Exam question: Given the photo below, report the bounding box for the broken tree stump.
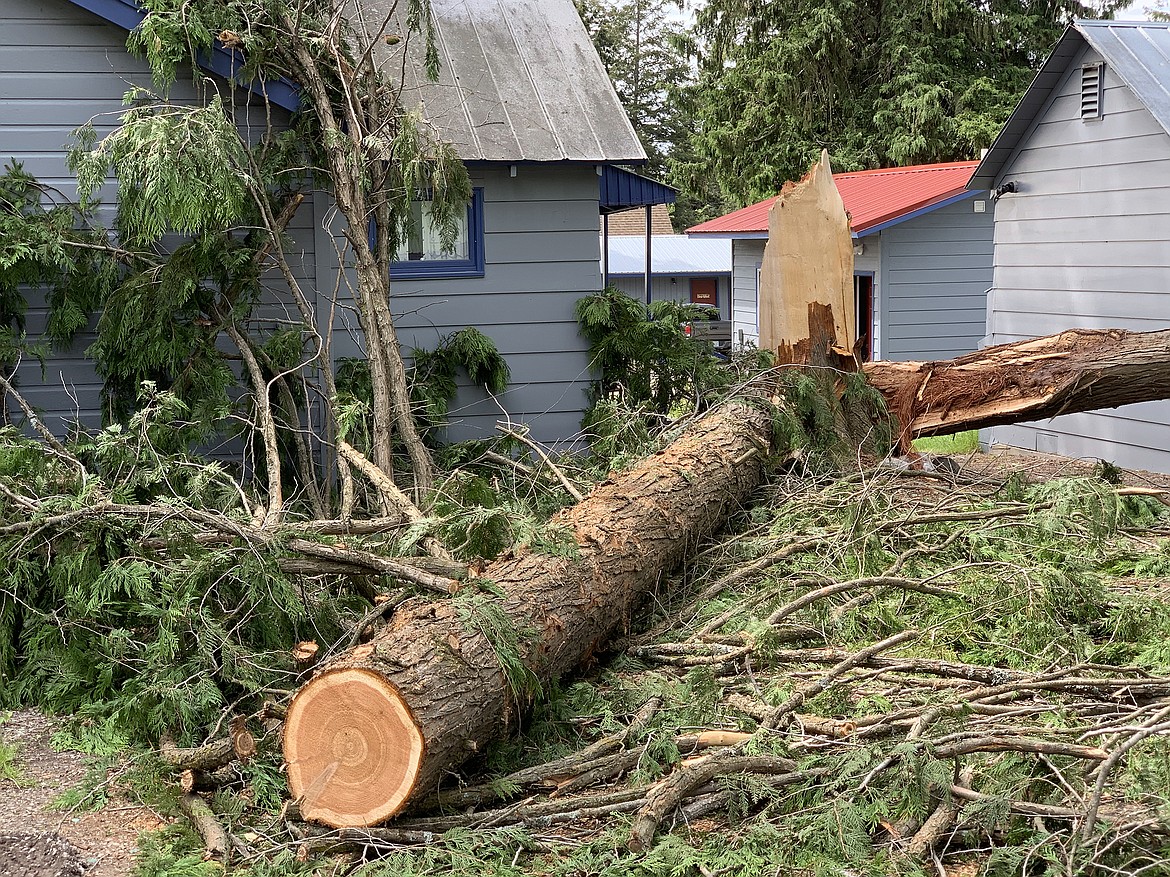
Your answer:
[284,391,780,827]
[864,328,1170,450]
[759,149,856,366]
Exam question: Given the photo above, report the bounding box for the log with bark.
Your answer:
[282,152,1170,834]
[283,390,780,827]
[865,327,1170,450]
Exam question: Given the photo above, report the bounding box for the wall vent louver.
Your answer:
[1081,63,1103,120]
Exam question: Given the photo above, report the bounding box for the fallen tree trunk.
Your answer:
[284,154,1170,831]
[283,391,779,827]
[864,327,1170,449]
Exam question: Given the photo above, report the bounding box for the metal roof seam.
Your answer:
[435,3,488,160]
[497,1,569,159]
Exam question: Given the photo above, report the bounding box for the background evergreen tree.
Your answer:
[575,0,713,226]
[678,0,1128,208]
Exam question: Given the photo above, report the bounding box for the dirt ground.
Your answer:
[2,444,1168,875]
[0,710,167,876]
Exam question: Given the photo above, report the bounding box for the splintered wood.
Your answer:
[759,150,856,366]
[863,328,1170,451]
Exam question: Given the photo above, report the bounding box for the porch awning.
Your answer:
[599,166,677,214]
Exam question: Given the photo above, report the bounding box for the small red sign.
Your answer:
[690,278,718,307]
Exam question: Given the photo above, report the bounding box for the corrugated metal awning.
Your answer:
[600,166,677,214]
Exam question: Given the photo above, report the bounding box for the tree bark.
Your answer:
[864,328,1170,450]
[283,390,779,827]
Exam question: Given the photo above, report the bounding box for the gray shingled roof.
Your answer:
[370,0,647,163]
[971,20,1170,188]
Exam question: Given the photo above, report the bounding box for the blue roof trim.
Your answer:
[854,190,981,238]
[607,270,731,278]
[63,0,300,111]
[600,166,676,214]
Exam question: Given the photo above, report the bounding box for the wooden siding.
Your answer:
[985,44,1170,471]
[320,165,604,448]
[3,0,602,450]
[3,0,159,433]
[878,197,993,361]
[731,239,765,348]
[1,0,317,438]
[727,198,991,363]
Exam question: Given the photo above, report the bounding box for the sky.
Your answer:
[1119,2,1156,19]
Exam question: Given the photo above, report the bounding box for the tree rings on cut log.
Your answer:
[284,668,424,827]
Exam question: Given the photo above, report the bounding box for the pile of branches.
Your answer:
[0,380,591,746]
[248,463,1170,876]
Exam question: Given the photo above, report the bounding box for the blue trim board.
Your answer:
[383,189,486,281]
[854,190,981,238]
[608,271,731,279]
[63,0,300,111]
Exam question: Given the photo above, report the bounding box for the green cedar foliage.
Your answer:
[575,287,749,459]
[337,326,511,450]
[0,401,359,745]
[0,162,119,374]
[683,0,1128,207]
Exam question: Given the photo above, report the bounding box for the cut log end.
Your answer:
[284,668,425,827]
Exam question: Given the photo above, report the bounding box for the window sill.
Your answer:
[389,261,485,280]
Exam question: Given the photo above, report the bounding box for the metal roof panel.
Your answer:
[383,0,646,163]
[687,161,980,236]
[606,235,732,275]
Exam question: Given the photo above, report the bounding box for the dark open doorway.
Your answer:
[854,273,874,361]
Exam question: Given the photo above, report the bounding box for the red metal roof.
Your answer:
[686,160,981,236]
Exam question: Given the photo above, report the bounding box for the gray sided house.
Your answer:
[687,162,994,362]
[971,20,1170,472]
[1,0,649,446]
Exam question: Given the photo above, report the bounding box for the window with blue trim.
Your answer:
[388,188,485,280]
